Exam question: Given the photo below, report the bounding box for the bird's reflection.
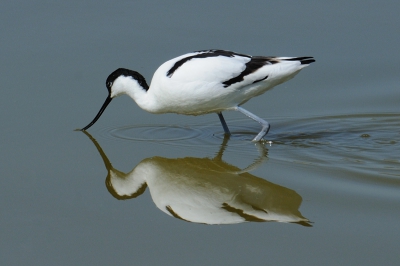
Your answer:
[83,132,311,226]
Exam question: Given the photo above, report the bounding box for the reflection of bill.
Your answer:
[83,131,311,226]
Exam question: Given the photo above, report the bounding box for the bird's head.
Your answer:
[80,68,148,131]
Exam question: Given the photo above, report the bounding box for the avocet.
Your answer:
[81,49,314,141]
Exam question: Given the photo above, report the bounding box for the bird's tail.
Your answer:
[281,56,315,65]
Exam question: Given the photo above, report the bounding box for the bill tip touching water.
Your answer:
[80,49,315,141]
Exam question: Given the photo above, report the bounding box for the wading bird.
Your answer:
[80,49,314,141]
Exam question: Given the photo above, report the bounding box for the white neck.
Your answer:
[110,76,154,112]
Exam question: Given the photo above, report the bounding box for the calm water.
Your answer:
[1,1,400,265]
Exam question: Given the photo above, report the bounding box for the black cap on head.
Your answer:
[106,68,149,92]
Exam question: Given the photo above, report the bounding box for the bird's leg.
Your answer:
[217,112,231,135]
[235,106,270,142]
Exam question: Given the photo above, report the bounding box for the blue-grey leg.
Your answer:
[217,112,231,135]
[235,106,270,142]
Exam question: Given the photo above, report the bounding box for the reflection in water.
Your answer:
[83,132,310,226]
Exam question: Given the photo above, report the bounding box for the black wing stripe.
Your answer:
[252,75,269,84]
[166,206,190,222]
[166,49,250,77]
[222,57,277,88]
[221,203,266,222]
[299,58,316,65]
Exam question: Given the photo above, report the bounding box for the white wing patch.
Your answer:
[169,55,249,83]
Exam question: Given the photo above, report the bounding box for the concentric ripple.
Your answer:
[109,124,204,142]
[101,122,269,148]
[97,114,399,177]
[269,113,400,182]
[92,113,399,185]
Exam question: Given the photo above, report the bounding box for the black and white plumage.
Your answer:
[81,49,315,141]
